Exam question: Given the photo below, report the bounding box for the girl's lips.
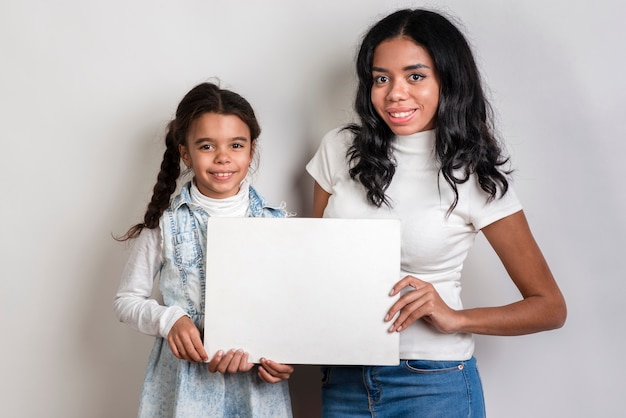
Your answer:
[212,172,234,179]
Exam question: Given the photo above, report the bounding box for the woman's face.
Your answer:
[370,36,440,136]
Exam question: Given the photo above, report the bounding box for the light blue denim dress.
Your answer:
[137,182,292,418]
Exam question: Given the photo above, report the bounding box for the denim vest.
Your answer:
[138,183,292,418]
[159,182,287,328]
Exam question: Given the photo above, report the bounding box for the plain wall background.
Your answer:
[1,0,624,416]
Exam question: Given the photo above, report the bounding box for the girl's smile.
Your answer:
[179,112,254,199]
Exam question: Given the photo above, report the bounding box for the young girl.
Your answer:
[113,82,293,418]
[306,9,567,417]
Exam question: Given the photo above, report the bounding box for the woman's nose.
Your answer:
[387,80,408,101]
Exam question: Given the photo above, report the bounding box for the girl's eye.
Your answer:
[200,144,214,150]
[409,73,425,82]
[232,143,244,149]
[373,75,388,84]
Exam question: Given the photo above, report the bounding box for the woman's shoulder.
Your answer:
[460,175,523,229]
[314,126,354,161]
[321,126,354,146]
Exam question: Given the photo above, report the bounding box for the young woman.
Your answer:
[306,9,566,417]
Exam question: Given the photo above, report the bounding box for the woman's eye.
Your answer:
[373,75,388,84]
[409,73,425,82]
[232,143,244,149]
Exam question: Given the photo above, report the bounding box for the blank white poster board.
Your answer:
[204,217,401,365]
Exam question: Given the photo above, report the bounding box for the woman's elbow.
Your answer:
[546,295,567,330]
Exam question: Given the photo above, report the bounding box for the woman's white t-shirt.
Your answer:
[306,128,522,360]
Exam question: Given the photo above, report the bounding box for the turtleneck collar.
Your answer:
[392,129,436,155]
[189,177,251,217]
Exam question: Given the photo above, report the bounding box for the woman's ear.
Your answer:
[179,144,191,169]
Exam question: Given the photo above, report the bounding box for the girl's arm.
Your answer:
[113,227,210,362]
[112,227,188,338]
[386,210,567,335]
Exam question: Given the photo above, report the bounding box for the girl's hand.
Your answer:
[258,358,294,383]
[168,316,209,363]
[208,349,255,374]
[385,276,460,334]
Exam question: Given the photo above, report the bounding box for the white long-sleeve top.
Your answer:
[113,179,251,338]
[113,227,185,338]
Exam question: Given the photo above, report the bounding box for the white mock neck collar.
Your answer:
[392,129,436,154]
[189,178,250,217]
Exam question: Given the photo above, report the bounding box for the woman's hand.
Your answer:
[167,316,209,362]
[386,212,567,337]
[258,358,294,383]
[208,349,254,374]
[385,276,460,333]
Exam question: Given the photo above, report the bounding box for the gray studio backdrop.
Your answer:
[1,0,623,417]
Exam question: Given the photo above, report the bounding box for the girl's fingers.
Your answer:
[226,350,246,373]
[258,366,280,383]
[261,359,294,375]
[209,349,254,374]
[169,335,188,360]
[169,340,182,359]
[167,316,207,362]
[216,349,236,373]
[258,358,293,382]
[207,350,224,372]
[190,333,208,362]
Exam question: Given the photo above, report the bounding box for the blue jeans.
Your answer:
[321,357,485,418]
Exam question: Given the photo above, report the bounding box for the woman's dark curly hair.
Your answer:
[117,82,260,241]
[346,8,511,211]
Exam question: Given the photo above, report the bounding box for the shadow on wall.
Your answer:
[291,57,357,218]
[80,117,168,417]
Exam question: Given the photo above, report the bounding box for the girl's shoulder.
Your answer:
[248,185,289,218]
[167,182,193,212]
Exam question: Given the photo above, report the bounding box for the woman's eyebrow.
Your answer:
[372,63,430,72]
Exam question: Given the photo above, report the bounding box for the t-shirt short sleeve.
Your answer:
[468,181,523,230]
[306,128,351,193]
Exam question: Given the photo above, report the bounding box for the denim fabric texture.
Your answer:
[138,182,292,418]
[321,357,485,418]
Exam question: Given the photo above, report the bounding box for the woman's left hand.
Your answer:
[258,358,294,383]
[385,275,460,333]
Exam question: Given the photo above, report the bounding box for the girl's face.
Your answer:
[179,112,254,199]
[370,36,440,136]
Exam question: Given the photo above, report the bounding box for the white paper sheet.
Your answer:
[204,217,400,365]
